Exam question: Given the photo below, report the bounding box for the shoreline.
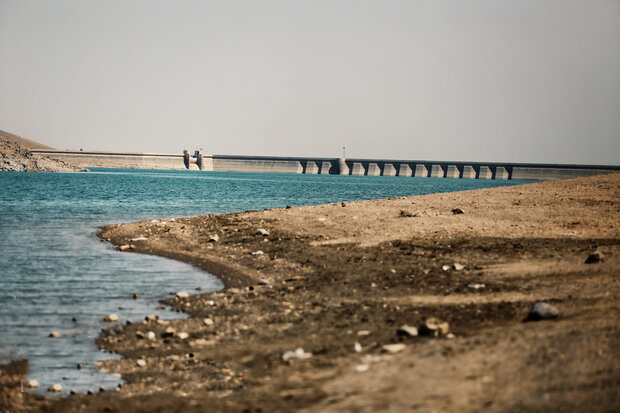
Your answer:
[4,173,619,412]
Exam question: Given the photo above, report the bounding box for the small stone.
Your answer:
[133,293,139,299]
[446,333,455,339]
[119,244,130,251]
[70,390,77,395]
[317,217,327,222]
[228,288,240,294]
[203,318,214,326]
[208,234,219,242]
[355,364,369,372]
[257,279,270,286]
[176,291,190,299]
[357,330,371,336]
[354,342,362,353]
[77,363,83,370]
[87,389,94,395]
[382,343,406,353]
[452,208,465,215]
[72,317,78,322]
[135,331,146,339]
[103,313,119,322]
[585,252,604,264]
[162,327,176,338]
[526,302,559,321]
[136,359,147,367]
[442,265,450,271]
[251,250,264,256]
[178,332,189,340]
[26,380,38,388]
[419,317,450,336]
[396,325,419,337]
[49,331,61,338]
[155,305,165,310]
[254,228,270,237]
[99,387,105,393]
[48,383,62,392]
[453,263,465,271]
[146,331,156,340]
[282,347,312,361]
[468,283,486,290]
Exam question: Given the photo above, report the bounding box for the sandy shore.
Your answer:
[4,173,619,412]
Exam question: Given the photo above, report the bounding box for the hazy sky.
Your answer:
[1,0,619,164]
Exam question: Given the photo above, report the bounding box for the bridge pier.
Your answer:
[430,164,444,178]
[414,164,428,177]
[383,163,397,176]
[305,161,319,174]
[367,163,381,176]
[446,165,459,179]
[398,163,412,177]
[351,162,365,176]
[338,158,349,175]
[462,166,476,179]
[478,166,492,179]
[495,166,509,180]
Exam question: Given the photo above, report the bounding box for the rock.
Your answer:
[176,291,190,299]
[99,387,105,393]
[49,331,61,338]
[257,279,270,286]
[71,317,78,322]
[419,317,450,336]
[136,359,147,367]
[526,302,559,321]
[155,305,165,310]
[254,228,270,237]
[146,331,156,340]
[354,342,362,353]
[357,330,371,336]
[355,364,369,372]
[70,390,77,395]
[135,331,146,339]
[77,363,83,370]
[228,288,240,294]
[48,383,63,392]
[26,379,38,388]
[282,347,313,361]
[145,314,158,322]
[87,389,94,395]
[468,283,486,290]
[162,327,176,338]
[103,313,119,322]
[442,265,450,271]
[208,234,219,242]
[178,332,189,340]
[452,208,465,215]
[317,217,327,222]
[251,250,264,256]
[453,263,465,271]
[133,293,139,299]
[382,343,406,353]
[203,318,214,326]
[119,244,130,251]
[585,251,604,264]
[396,325,419,337]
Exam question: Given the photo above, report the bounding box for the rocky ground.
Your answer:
[3,173,619,412]
[0,131,87,172]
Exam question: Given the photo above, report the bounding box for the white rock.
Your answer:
[208,234,219,242]
[317,217,327,222]
[49,331,61,338]
[178,332,189,340]
[282,347,313,361]
[382,343,406,353]
[48,383,63,392]
[251,250,264,256]
[354,342,362,353]
[254,228,270,236]
[468,283,486,290]
[442,265,450,271]
[355,364,369,372]
[26,379,39,388]
[206,300,215,306]
[136,359,147,367]
[130,237,147,242]
[453,263,465,271]
[146,331,156,340]
[203,318,214,326]
[357,330,371,336]
[104,313,119,322]
[176,291,190,299]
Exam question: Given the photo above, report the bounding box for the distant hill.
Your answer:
[0,130,56,150]
[0,130,87,172]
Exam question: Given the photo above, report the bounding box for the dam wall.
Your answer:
[32,150,620,181]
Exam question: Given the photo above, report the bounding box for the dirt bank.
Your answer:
[6,173,620,412]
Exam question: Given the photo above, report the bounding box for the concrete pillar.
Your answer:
[305,161,319,174]
[446,165,459,179]
[194,150,203,170]
[414,164,429,177]
[495,166,509,180]
[478,166,492,179]
[462,165,476,179]
[367,163,381,176]
[398,163,412,177]
[383,163,397,176]
[338,158,349,175]
[430,164,444,178]
[351,162,365,176]
[296,162,304,174]
[183,150,190,169]
[319,161,332,175]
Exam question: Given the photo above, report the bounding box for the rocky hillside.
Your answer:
[0,130,88,172]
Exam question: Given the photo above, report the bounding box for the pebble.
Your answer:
[48,383,62,392]
[354,342,362,353]
[119,244,130,251]
[442,265,450,271]
[208,234,219,242]
[396,325,419,337]
[136,359,147,367]
[49,331,61,338]
[145,314,158,322]
[162,327,176,338]
[251,250,264,256]
[254,228,270,237]
[26,380,38,388]
[257,279,270,286]
[355,364,369,372]
[135,331,146,339]
[77,363,83,370]
[133,293,139,299]
[526,302,559,321]
[146,331,156,340]
[468,283,486,290]
[282,347,313,361]
[317,217,327,222]
[382,343,406,353]
[585,252,604,264]
[176,291,190,299]
[419,317,450,336]
[72,317,78,322]
[203,318,214,326]
[178,332,189,340]
[103,313,119,322]
[453,263,465,271]
[452,208,465,214]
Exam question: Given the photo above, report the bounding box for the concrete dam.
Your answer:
[31,149,620,181]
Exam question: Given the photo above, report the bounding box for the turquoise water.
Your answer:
[0,169,531,395]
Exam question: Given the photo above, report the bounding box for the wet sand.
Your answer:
[4,172,619,412]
